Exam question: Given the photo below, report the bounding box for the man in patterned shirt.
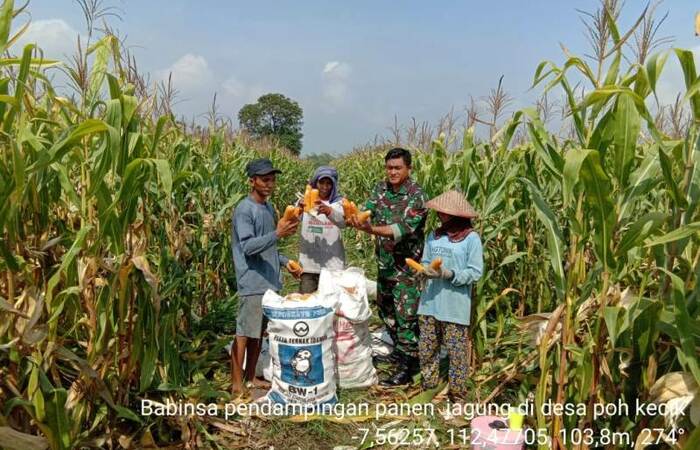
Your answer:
[347,147,428,385]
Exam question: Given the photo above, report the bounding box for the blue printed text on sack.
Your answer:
[263,306,334,320]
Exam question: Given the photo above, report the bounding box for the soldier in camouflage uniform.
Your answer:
[348,147,427,385]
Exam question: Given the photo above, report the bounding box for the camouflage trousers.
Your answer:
[418,315,470,399]
[377,276,421,358]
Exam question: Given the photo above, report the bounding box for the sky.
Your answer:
[12,0,700,155]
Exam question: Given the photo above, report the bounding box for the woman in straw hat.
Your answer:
[417,189,483,401]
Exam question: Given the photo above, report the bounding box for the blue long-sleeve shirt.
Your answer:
[417,231,483,325]
[231,195,289,296]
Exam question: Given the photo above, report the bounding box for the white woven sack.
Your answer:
[334,316,378,388]
[262,290,338,407]
[318,267,371,322]
[318,268,377,388]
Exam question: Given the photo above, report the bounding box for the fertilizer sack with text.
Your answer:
[262,290,338,408]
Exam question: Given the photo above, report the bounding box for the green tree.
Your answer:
[304,152,335,168]
[238,93,304,154]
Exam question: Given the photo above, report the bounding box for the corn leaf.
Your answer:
[658,146,687,208]
[645,222,700,247]
[661,269,700,385]
[611,93,640,187]
[645,51,669,101]
[521,177,565,299]
[45,225,92,308]
[617,212,667,255]
[0,0,13,53]
[44,388,71,450]
[675,48,700,121]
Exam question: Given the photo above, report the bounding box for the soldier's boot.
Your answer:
[381,355,419,386]
[372,349,402,365]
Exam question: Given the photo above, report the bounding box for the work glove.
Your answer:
[423,266,453,280]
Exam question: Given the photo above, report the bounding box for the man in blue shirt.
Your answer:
[231,158,302,395]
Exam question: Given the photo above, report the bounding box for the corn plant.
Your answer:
[0,1,312,447]
[336,7,699,446]
[1,0,698,448]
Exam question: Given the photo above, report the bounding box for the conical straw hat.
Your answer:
[425,190,478,218]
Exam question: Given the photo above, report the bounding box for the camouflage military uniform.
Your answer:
[365,179,427,358]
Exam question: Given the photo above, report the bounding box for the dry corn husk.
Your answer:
[649,371,700,427]
[0,427,48,450]
[618,286,635,309]
[618,348,633,377]
[519,310,562,346]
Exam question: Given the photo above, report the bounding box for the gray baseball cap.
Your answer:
[245,158,282,177]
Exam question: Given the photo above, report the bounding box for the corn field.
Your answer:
[1,0,699,449]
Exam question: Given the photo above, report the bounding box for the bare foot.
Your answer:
[251,377,270,389]
[230,388,251,404]
[231,382,245,396]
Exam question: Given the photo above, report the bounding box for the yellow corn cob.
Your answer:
[303,185,311,212]
[405,258,425,272]
[356,210,371,223]
[342,198,353,217]
[283,205,301,221]
[342,198,359,217]
[307,189,319,212]
[303,185,319,212]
